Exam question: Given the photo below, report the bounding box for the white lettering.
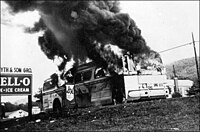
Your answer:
[7,77,14,86]
[23,68,32,73]
[23,77,30,86]
[14,68,22,73]
[14,88,29,92]
[14,77,21,86]
[0,77,7,86]
[5,88,13,92]
[0,77,22,86]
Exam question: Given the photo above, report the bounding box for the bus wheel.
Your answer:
[53,100,62,116]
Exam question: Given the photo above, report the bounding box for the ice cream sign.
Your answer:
[0,67,32,95]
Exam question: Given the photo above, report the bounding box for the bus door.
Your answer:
[91,67,113,106]
[74,69,92,107]
[42,79,56,111]
[74,67,113,107]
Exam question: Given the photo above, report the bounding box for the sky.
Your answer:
[120,1,199,63]
[1,1,199,104]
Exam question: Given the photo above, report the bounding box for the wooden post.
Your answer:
[0,92,1,116]
[0,91,1,105]
[173,65,177,77]
[0,73,1,105]
[192,32,200,82]
[28,95,32,120]
[40,89,43,111]
[173,65,179,93]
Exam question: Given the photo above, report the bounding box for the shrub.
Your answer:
[172,92,182,98]
[187,85,200,96]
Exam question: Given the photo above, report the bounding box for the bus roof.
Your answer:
[76,62,102,72]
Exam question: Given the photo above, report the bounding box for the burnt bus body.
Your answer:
[42,62,125,113]
[42,59,169,113]
[73,62,115,107]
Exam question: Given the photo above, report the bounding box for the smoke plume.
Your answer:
[5,0,161,73]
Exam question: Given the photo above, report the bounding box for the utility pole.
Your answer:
[192,32,200,82]
[173,65,179,93]
[173,65,177,77]
[0,74,1,105]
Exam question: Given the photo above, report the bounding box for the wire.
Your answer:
[159,41,199,53]
[159,42,192,53]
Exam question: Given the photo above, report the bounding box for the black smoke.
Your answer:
[5,0,160,73]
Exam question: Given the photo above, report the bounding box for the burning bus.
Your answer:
[4,1,169,114]
[42,62,121,113]
[42,55,169,113]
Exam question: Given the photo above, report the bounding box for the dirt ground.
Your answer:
[3,96,200,131]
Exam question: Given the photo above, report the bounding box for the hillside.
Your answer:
[2,96,199,131]
[165,57,200,87]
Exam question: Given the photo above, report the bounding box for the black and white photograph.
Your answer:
[0,1,199,131]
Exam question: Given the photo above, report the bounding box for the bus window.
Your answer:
[65,70,74,83]
[154,83,158,87]
[75,73,82,83]
[83,70,92,81]
[148,86,153,89]
[142,83,147,88]
[50,73,58,85]
[43,79,55,91]
[75,70,92,83]
[95,67,106,79]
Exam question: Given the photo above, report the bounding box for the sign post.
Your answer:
[28,95,32,119]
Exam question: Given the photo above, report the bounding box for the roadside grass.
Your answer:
[7,95,200,131]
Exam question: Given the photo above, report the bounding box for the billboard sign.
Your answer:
[0,67,32,95]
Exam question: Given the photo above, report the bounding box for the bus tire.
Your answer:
[53,99,62,116]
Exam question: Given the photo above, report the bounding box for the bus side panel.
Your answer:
[149,88,169,98]
[138,75,168,98]
[74,77,113,107]
[138,75,167,84]
[90,78,113,106]
[43,94,51,111]
[74,83,91,108]
[43,93,54,112]
[124,75,168,101]
[124,75,140,100]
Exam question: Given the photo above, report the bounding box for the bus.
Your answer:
[42,57,169,113]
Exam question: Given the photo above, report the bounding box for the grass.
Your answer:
[5,95,200,131]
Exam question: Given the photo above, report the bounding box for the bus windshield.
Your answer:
[43,79,55,91]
